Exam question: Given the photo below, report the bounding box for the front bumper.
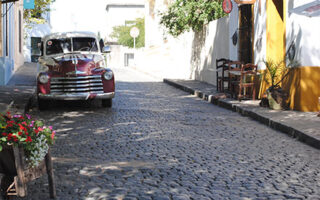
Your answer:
[38,92,115,100]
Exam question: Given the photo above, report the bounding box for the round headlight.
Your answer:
[39,74,49,84]
[103,71,113,80]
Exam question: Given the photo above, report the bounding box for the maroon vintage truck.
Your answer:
[37,32,115,110]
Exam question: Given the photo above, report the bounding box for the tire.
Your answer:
[102,99,112,108]
[38,99,49,110]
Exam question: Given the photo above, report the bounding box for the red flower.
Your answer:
[18,132,22,136]
[2,133,7,136]
[14,138,18,142]
[18,124,25,130]
[26,136,32,142]
[51,131,55,140]
[6,112,11,118]
[7,134,12,141]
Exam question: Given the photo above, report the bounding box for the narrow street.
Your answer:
[19,67,320,200]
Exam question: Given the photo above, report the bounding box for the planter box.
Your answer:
[0,146,56,198]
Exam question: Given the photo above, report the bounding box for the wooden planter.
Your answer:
[0,146,56,199]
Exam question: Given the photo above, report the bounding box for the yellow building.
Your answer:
[232,0,320,112]
[266,0,320,112]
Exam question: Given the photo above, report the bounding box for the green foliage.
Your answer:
[110,18,145,48]
[159,0,226,37]
[263,56,299,90]
[24,0,55,25]
[263,59,286,89]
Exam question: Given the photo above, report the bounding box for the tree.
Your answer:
[24,0,55,25]
[110,18,145,48]
[159,0,226,37]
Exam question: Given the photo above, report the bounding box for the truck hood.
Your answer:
[40,54,105,76]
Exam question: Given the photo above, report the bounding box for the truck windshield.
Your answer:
[72,37,98,52]
[46,37,98,55]
[46,38,71,55]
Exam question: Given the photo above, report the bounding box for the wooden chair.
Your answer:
[230,63,258,101]
[216,58,231,92]
[227,61,243,93]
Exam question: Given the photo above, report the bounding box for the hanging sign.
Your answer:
[234,0,256,4]
[223,0,233,14]
[24,0,35,9]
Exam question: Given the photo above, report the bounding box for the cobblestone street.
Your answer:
[15,67,320,200]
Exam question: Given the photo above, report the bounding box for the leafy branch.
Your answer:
[159,0,226,37]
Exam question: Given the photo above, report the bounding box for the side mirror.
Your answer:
[102,46,111,53]
[99,39,105,50]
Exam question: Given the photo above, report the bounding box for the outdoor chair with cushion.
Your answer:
[227,61,243,93]
[230,63,258,101]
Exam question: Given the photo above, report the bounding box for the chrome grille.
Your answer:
[50,75,104,94]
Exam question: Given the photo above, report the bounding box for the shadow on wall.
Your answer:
[190,17,229,85]
[190,26,207,80]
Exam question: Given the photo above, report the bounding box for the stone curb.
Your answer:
[0,101,14,114]
[163,78,320,150]
[1,89,36,115]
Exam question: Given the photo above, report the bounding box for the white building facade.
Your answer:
[0,0,24,85]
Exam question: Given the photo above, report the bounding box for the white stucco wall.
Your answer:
[286,0,320,67]
[24,9,51,62]
[253,0,267,70]
[192,17,230,85]
[135,0,232,84]
[228,1,239,62]
[14,0,24,70]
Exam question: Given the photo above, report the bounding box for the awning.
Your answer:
[289,0,320,17]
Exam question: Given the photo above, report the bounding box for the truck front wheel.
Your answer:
[38,99,49,110]
[102,99,112,108]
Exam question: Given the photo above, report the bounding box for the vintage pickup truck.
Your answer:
[37,32,115,110]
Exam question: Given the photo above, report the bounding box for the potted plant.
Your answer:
[262,59,294,110]
[0,112,56,198]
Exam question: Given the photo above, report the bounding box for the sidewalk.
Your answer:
[164,79,320,150]
[0,62,37,114]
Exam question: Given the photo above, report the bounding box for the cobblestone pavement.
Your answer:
[12,67,320,200]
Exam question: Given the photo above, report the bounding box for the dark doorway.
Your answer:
[238,4,253,64]
[31,37,41,62]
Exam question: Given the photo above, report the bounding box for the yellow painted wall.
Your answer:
[282,67,320,112]
[259,0,286,98]
[266,0,286,62]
